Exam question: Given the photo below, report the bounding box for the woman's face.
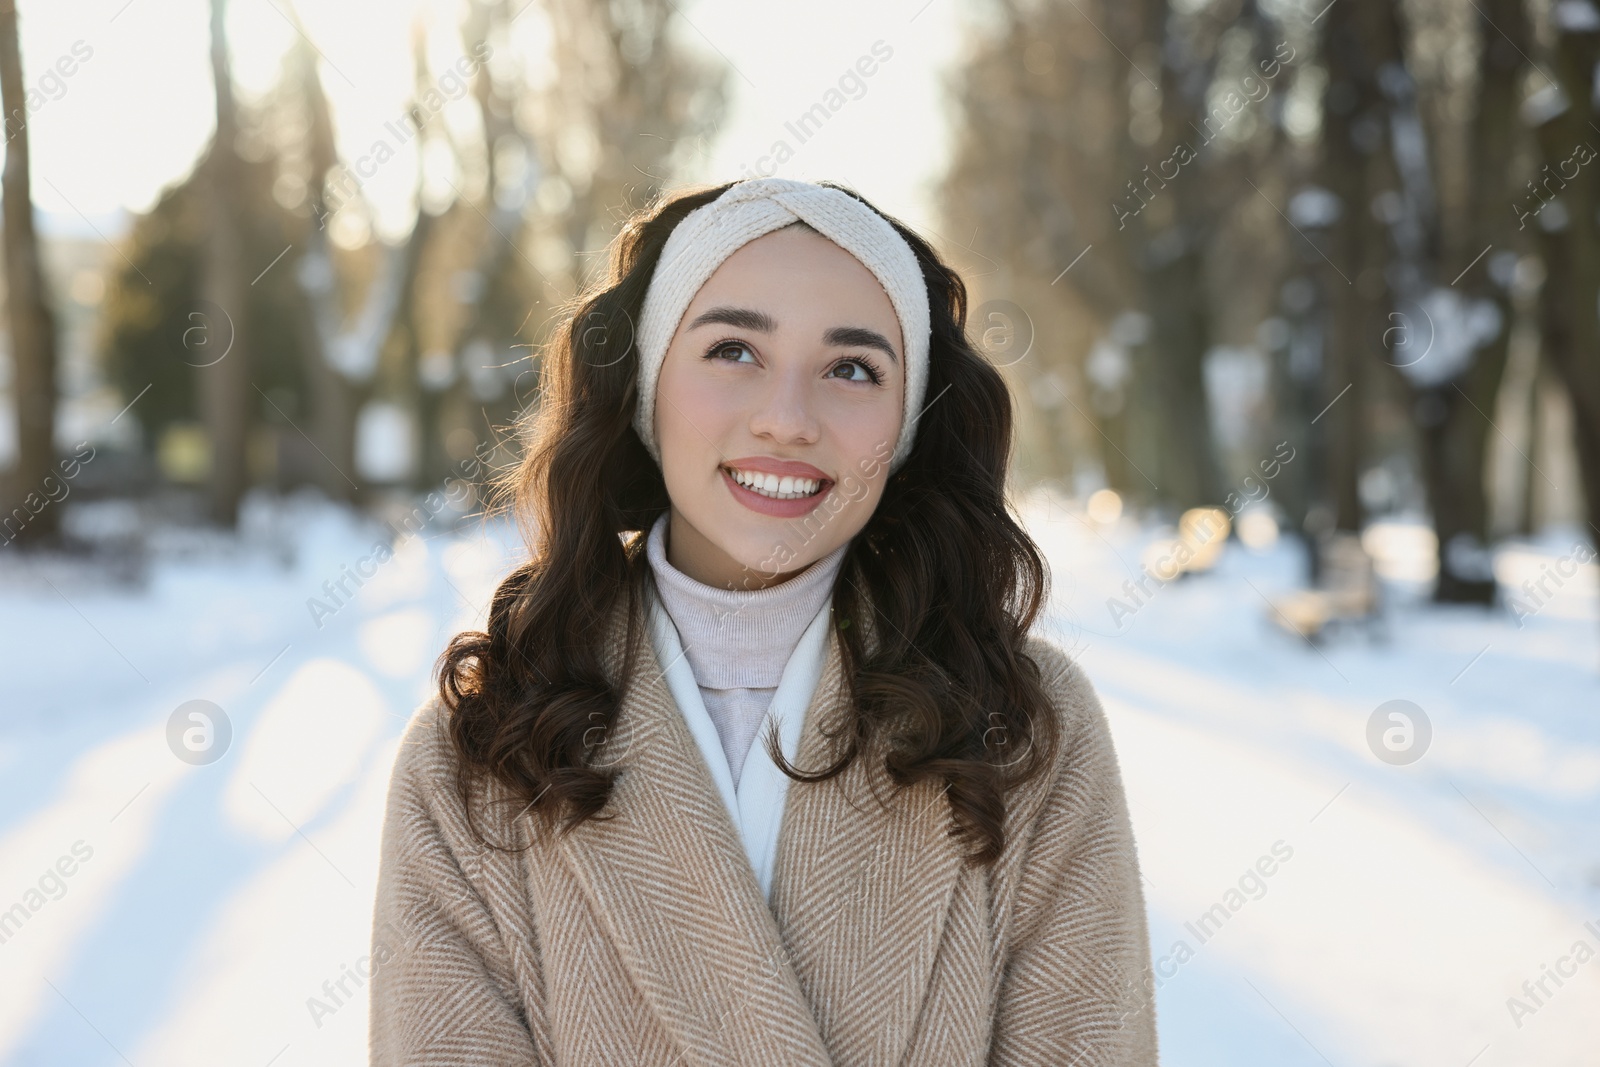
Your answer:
[652,223,905,590]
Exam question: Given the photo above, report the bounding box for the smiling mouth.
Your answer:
[720,465,831,500]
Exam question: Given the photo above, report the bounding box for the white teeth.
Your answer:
[727,467,823,500]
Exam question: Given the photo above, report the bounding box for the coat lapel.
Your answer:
[768,615,969,1067]
[550,591,967,1067]
[549,595,833,1066]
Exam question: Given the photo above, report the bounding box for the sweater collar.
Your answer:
[643,511,848,690]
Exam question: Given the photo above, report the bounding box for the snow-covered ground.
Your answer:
[0,488,1595,1066]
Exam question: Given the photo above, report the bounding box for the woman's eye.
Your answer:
[708,341,756,364]
[831,358,883,384]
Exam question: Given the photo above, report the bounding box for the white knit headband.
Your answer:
[632,177,931,474]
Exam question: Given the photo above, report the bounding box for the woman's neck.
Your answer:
[662,507,822,590]
[644,511,848,689]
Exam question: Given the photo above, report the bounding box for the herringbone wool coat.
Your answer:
[368,598,1159,1065]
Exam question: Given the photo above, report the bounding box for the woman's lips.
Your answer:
[720,466,833,518]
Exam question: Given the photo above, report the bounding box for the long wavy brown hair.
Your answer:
[437,179,1060,867]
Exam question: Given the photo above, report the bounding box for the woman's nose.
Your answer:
[747,364,821,445]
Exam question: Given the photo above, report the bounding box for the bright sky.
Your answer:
[19,0,963,242]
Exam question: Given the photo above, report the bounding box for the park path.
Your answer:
[1,492,1595,1065]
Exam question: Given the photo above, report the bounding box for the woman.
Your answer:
[368,177,1159,1065]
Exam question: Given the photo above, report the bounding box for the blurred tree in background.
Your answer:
[92,0,724,519]
[1532,2,1600,601]
[0,0,60,546]
[2,0,1597,636]
[941,0,1592,611]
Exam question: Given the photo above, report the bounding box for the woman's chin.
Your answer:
[702,530,812,585]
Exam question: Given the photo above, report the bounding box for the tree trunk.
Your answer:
[1128,0,1221,513]
[289,24,447,500]
[0,0,60,547]
[1513,355,1543,537]
[1318,0,1402,536]
[1423,0,1525,602]
[1530,20,1600,573]
[287,32,359,504]
[200,0,251,526]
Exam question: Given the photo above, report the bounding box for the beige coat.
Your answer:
[368,601,1160,1065]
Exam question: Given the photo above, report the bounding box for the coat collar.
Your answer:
[544,588,968,1066]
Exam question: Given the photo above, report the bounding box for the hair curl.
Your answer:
[437,179,1059,867]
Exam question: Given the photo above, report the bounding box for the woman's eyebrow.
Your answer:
[686,306,899,364]
[824,326,899,363]
[686,305,776,333]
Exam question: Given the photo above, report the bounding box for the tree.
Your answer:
[532,0,728,292]
[1314,0,1394,539]
[940,0,1291,512]
[0,0,60,546]
[199,0,253,526]
[938,0,1156,498]
[281,25,432,504]
[1420,0,1528,603]
[98,151,308,486]
[1528,7,1600,584]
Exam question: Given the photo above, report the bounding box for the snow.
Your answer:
[1288,185,1342,228]
[1026,489,1599,1065]
[354,401,416,484]
[1554,0,1600,33]
[1389,286,1503,390]
[0,488,1595,1065]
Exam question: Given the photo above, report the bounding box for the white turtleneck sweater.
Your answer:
[643,511,848,788]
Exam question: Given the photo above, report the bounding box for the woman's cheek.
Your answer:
[839,472,871,503]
